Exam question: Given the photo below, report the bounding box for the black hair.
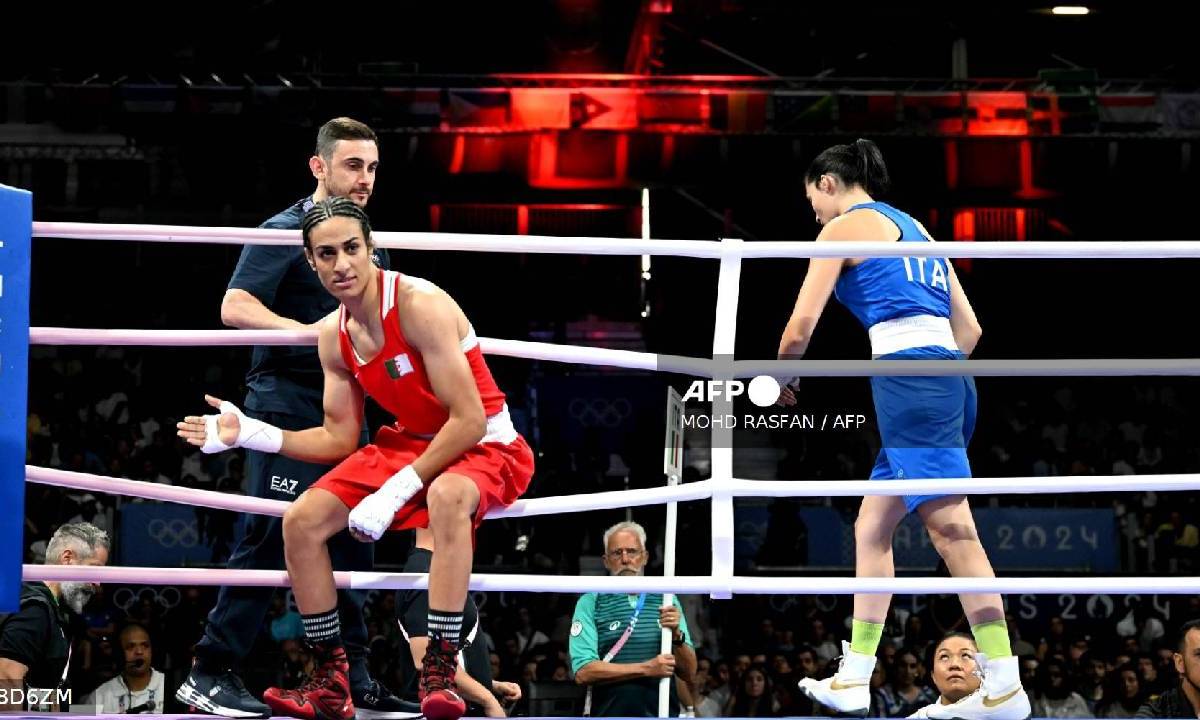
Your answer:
[927,632,978,668]
[315,117,378,161]
[1178,618,1200,652]
[805,137,891,197]
[118,621,150,644]
[301,196,373,252]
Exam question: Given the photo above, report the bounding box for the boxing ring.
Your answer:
[4,182,1200,719]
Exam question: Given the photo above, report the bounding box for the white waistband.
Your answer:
[408,403,517,445]
[867,315,959,357]
[481,404,519,444]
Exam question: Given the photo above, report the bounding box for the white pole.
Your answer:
[659,389,685,717]
[658,473,679,717]
[642,187,652,317]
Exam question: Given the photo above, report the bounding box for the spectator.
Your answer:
[1007,614,1037,658]
[267,592,304,644]
[696,660,731,717]
[724,664,777,717]
[1139,652,1171,696]
[1077,652,1109,711]
[1096,663,1145,718]
[1033,657,1093,718]
[570,521,697,717]
[876,648,937,717]
[1020,656,1039,694]
[1135,619,1200,718]
[1119,600,1167,654]
[909,634,982,717]
[82,623,168,713]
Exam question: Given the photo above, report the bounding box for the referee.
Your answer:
[175,117,414,719]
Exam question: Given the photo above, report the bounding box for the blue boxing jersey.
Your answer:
[833,201,952,330]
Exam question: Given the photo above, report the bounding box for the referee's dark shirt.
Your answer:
[227,196,389,422]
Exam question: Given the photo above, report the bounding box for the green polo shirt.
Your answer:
[569,593,692,717]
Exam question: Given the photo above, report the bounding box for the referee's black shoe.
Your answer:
[353,678,424,720]
[176,660,272,718]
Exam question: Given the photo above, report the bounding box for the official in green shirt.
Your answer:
[569,521,697,717]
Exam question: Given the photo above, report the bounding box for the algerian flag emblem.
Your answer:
[384,353,414,379]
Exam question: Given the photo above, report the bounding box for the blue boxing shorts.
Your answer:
[868,346,977,513]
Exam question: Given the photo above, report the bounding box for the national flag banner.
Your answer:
[637,91,707,126]
[710,91,768,132]
[447,89,511,128]
[771,92,835,130]
[120,85,177,114]
[384,353,413,379]
[383,88,443,127]
[572,89,638,129]
[510,88,572,130]
[837,92,900,132]
[965,91,1028,136]
[902,92,965,133]
[1097,94,1160,129]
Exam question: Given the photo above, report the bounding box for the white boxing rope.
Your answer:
[23,564,1200,595]
[32,222,725,258]
[486,482,714,518]
[30,328,1200,378]
[26,327,712,377]
[733,358,1200,377]
[25,465,714,520]
[26,466,292,516]
[30,327,320,347]
[32,221,1200,259]
[738,240,1200,259]
[726,474,1200,497]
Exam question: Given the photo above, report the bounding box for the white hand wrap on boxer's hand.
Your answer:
[201,401,284,455]
[348,465,424,541]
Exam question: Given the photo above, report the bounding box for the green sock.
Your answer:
[850,619,885,656]
[971,620,1013,659]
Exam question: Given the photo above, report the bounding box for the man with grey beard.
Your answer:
[0,522,110,711]
[569,521,697,717]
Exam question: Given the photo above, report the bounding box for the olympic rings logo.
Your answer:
[567,398,632,428]
[113,586,181,611]
[147,519,199,548]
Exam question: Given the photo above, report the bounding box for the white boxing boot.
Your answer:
[798,641,875,715]
[926,654,1031,720]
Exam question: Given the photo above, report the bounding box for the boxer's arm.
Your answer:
[279,315,365,463]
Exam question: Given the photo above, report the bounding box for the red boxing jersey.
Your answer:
[338,270,509,437]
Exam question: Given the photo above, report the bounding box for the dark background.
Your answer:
[7,2,1200,716]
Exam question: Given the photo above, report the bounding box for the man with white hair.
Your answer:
[569,521,697,717]
[0,522,110,711]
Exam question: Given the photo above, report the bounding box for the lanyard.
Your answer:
[602,593,647,662]
[585,593,648,716]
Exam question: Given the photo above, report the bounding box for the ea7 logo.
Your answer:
[270,476,298,495]
[681,380,746,403]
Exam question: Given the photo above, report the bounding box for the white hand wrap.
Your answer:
[348,465,424,541]
[200,401,284,455]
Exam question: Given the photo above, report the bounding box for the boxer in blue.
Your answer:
[776,138,1029,720]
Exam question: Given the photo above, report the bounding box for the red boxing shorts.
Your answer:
[312,424,534,532]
